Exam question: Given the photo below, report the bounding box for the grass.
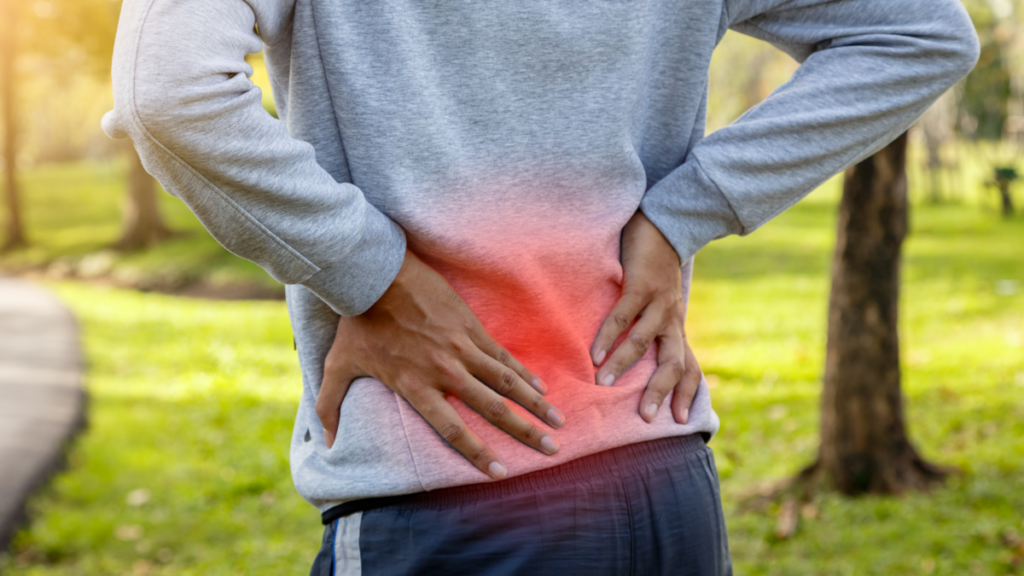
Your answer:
[0,287,318,575]
[1,165,1023,575]
[0,161,282,294]
[692,181,1024,575]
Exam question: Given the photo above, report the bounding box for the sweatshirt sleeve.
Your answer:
[101,0,407,316]
[639,0,980,263]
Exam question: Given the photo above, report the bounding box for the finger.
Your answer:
[469,328,549,396]
[590,290,648,366]
[315,356,356,448]
[638,330,686,423]
[453,372,561,456]
[466,351,566,429]
[408,387,509,480]
[671,339,703,425]
[595,305,663,387]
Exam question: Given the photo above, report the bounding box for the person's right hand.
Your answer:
[316,249,566,480]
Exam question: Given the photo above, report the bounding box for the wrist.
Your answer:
[367,249,419,314]
[624,210,683,269]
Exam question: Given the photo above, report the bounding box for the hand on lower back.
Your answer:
[316,249,565,480]
[590,210,703,424]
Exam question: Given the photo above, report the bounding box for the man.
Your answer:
[104,0,978,573]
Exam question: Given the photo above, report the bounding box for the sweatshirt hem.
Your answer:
[319,432,709,524]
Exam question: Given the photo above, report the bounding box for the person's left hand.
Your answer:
[590,210,703,424]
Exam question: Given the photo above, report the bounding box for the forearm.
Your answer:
[103,0,407,315]
[640,0,979,263]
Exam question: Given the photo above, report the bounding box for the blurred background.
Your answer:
[0,0,1021,574]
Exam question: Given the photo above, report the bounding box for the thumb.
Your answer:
[315,354,356,448]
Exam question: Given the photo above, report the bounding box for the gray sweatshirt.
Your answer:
[103,0,978,513]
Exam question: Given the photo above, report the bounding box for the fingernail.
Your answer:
[594,349,606,365]
[323,428,335,448]
[681,408,689,424]
[540,435,559,455]
[531,378,548,395]
[546,407,565,428]
[644,403,658,422]
[602,373,615,386]
[488,461,508,480]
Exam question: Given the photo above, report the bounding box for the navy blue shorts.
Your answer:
[310,434,732,576]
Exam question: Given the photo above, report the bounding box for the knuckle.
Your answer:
[444,287,464,308]
[612,314,631,331]
[443,378,467,396]
[323,356,344,377]
[476,333,495,349]
[652,385,670,403]
[496,347,511,366]
[431,357,461,384]
[496,369,517,395]
[669,307,685,324]
[470,446,491,465]
[624,286,647,299]
[530,396,546,414]
[418,400,445,421]
[521,424,540,442]
[449,336,469,355]
[686,365,703,381]
[630,332,652,354]
[450,334,477,356]
[485,399,510,422]
[667,358,685,379]
[314,399,334,423]
[440,423,465,445]
[632,284,655,298]
[402,383,431,406]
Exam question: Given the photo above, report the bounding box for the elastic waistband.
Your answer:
[321,433,707,525]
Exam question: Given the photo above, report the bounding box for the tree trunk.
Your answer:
[815,132,948,495]
[1,0,27,252]
[111,141,174,251]
[996,179,1015,217]
[925,138,942,204]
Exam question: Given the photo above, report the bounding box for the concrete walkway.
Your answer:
[0,278,84,551]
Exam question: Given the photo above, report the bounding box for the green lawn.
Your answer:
[693,186,1024,575]
[0,161,281,294]
[2,168,1023,575]
[0,136,1015,296]
[0,287,318,575]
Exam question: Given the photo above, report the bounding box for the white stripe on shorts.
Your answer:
[333,512,362,576]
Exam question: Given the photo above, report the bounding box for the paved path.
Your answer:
[0,278,84,551]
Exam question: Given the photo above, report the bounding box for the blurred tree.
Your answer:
[961,28,1011,140]
[812,133,950,495]
[767,134,951,540]
[113,138,175,250]
[706,31,797,133]
[28,0,174,249]
[959,0,1020,215]
[918,88,960,203]
[1,0,28,251]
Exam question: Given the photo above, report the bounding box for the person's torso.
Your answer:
[268,0,725,508]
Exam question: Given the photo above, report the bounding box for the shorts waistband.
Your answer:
[321,433,707,525]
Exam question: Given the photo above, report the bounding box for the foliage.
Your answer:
[707,31,797,132]
[960,8,1014,140]
[2,179,1023,574]
[23,0,121,76]
[0,161,281,293]
[958,0,1023,141]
